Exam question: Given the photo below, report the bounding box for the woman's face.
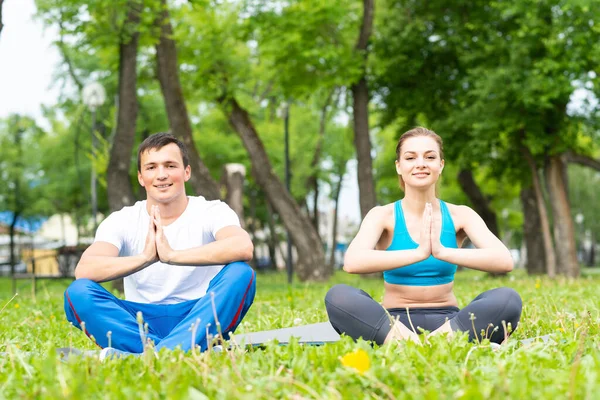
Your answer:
[395,136,444,190]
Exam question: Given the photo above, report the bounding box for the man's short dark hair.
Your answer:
[137,132,190,171]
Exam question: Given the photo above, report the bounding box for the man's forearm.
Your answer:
[75,255,150,282]
[168,236,253,266]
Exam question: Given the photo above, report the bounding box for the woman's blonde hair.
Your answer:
[395,127,444,192]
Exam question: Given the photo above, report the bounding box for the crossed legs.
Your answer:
[64,262,256,353]
[325,284,522,345]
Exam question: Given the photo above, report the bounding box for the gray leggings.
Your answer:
[325,284,522,345]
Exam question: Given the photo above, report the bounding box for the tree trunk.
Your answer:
[522,146,557,277]
[0,0,5,38]
[329,167,344,268]
[107,1,140,213]
[520,187,546,274]
[544,154,580,277]
[457,169,499,236]
[352,0,377,219]
[9,211,20,294]
[220,97,329,281]
[266,202,279,270]
[306,90,334,232]
[155,0,220,200]
[247,190,257,269]
[590,232,595,267]
[223,163,246,227]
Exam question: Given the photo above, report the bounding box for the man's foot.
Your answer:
[99,347,139,361]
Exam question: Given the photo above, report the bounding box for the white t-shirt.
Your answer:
[94,196,240,304]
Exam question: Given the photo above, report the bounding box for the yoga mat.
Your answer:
[231,322,341,346]
[232,322,555,347]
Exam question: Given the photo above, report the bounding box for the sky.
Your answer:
[0,0,363,225]
[0,0,61,121]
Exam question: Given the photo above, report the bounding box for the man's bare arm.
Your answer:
[75,208,158,282]
[74,242,155,282]
[163,226,254,266]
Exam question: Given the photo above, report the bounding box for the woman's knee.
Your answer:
[324,284,357,312]
[498,287,522,322]
[489,287,522,312]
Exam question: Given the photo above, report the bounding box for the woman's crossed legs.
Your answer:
[324,284,522,345]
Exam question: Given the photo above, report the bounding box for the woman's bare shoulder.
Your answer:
[442,202,477,228]
[366,203,395,219]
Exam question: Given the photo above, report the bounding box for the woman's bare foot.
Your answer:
[426,320,454,341]
[384,319,421,344]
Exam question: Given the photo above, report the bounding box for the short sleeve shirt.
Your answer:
[94,196,240,304]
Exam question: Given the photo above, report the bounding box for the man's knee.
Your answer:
[64,279,99,316]
[224,262,255,285]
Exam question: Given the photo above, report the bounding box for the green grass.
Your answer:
[1,269,599,399]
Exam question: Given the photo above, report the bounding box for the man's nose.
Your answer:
[157,166,168,178]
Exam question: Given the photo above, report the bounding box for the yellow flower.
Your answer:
[535,282,540,289]
[340,349,370,375]
[14,304,19,308]
[574,322,580,328]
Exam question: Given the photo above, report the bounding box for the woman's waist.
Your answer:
[382,281,457,309]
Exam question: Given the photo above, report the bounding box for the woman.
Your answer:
[325,127,522,345]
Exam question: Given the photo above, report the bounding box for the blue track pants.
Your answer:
[64,262,256,353]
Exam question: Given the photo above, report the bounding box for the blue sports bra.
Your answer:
[383,200,458,286]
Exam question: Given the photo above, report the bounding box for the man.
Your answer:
[64,133,256,358]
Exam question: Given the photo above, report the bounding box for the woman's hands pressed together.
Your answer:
[417,202,446,260]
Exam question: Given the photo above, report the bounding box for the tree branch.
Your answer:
[565,151,600,172]
[57,19,84,91]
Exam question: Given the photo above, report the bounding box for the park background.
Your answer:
[1,0,600,398]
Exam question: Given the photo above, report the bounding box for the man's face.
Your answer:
[137,143,191,204]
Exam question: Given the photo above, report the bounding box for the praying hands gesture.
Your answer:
[142,205,175,264]
[417,203,445,260]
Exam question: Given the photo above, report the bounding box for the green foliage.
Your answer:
[2,271,600,398]
[374,0,600,164]
[0,115,51,218]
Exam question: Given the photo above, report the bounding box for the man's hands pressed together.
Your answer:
[153,206,175,263]
[142,205,175,265]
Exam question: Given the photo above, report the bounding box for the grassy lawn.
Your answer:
[1,269,599,399]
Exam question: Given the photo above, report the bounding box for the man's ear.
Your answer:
[137,171,144,187]
[184,165,191,182]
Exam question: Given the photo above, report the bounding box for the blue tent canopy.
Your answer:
[0,212,46,234]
